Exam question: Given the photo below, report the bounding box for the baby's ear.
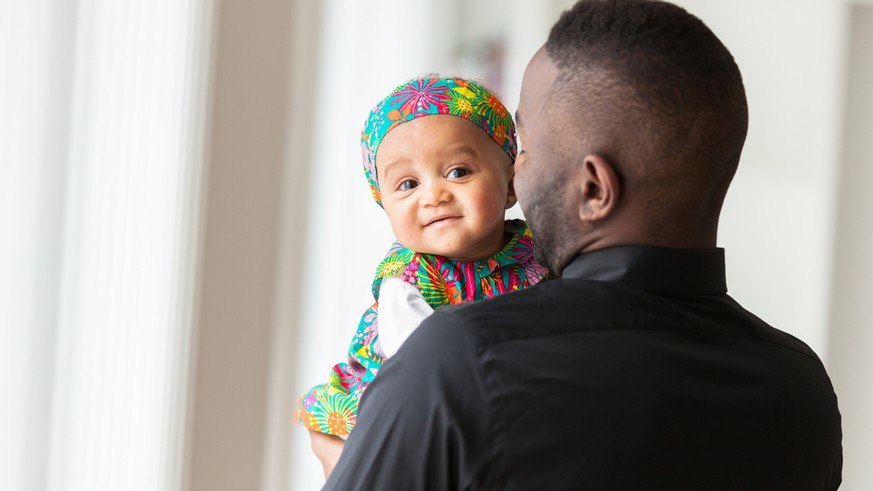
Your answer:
[505,174,518,209]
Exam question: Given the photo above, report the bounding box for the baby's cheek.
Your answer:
[476,185,512,219]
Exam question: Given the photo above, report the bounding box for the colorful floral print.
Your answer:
[298,386,358,437]
[295,219,548,436]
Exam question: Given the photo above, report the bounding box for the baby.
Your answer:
[296,77,548,443]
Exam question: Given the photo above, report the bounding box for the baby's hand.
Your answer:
[308,429,345,480]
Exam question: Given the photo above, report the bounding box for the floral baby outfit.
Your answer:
[296,219,548,436]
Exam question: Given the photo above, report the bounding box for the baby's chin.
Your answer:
[414,245,473,261]
[404,229,508,261]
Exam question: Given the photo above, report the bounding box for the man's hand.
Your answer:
[308,429,346,479]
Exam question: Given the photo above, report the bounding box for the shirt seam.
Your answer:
[444,311,507,490]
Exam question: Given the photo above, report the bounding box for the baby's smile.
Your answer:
[424,214,461,227]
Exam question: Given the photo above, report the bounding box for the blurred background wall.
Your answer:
[1,0,870,490]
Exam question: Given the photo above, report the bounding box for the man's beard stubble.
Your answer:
[521,174,576,277]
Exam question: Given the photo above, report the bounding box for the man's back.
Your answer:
[325,246,842,490]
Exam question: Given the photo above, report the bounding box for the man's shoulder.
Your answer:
[425,277,605,347]
[425,275,826,365]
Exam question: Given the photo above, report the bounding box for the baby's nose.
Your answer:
[421,181,450,206]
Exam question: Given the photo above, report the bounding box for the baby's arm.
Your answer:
[377,277,434,357]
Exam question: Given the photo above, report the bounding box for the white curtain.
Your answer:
[0,1,212,490]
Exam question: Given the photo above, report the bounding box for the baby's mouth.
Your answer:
[425,214,461,226]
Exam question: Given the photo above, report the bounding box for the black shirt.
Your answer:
[324,246,842,490]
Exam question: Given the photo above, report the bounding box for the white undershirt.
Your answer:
[377,277,435,358]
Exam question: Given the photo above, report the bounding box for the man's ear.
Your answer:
[505,167,518,209]
[578,154,619,221]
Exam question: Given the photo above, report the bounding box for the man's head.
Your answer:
[515,0,748,275]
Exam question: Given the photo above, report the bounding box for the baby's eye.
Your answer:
[446,168,469,179]
[398,179,418,192]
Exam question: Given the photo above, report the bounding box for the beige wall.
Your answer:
[185,1,319,490]
[827,5,873,490]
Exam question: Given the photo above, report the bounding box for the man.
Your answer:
[323,1,843,489]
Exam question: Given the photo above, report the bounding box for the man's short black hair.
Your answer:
[545,0,748,213]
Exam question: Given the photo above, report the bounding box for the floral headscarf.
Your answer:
[360,77,517,207]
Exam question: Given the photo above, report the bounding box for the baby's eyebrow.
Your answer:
[377,160,398,183]
[379,158,413,184]
[443,144,480,157]
[514,110,522,128]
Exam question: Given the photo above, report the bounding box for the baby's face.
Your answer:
[375,115,515,261]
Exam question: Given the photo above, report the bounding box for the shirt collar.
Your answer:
[561,245,727,295]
